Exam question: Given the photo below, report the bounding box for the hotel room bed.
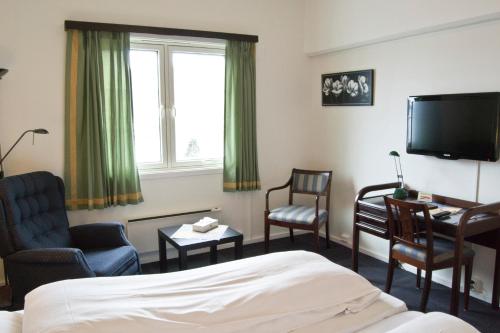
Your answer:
[0,251,478,333]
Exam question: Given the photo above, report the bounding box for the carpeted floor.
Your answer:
[142,234,499,333]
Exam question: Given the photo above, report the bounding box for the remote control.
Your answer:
[432,211,451,219]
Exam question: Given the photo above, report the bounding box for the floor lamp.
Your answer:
[0,128,49,179]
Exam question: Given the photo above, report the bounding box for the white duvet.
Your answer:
[23,251,380,333]
[385,312,479,333]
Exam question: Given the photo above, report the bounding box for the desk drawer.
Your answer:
[358,202,388,217]
[356,221,389,238]
[356,211,388,229]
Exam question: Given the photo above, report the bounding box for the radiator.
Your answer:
[128,208,222,263]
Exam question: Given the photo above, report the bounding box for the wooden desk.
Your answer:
[352,182,500,316]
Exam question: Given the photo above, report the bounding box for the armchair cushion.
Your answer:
[393,237,475,264]
[83,246,139,276]
[70,222,131,249]
[268,205,328,224]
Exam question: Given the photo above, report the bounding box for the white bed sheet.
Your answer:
[0,311,23,333]
[294,292,407,333]
[1,299,479,333]
[0,294,406,333]
[385,312,479,333]
[23,251,381,333]
[14,250,480,333]
[357,311,422,333]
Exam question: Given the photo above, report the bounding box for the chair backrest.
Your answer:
[291,169,332,195]
[383,196,434,259]
[0,172,72,257]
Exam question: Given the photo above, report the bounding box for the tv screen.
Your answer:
[407,92,500,161]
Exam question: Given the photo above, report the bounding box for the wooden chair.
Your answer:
[265,169,332,253]
[384,196,475,312]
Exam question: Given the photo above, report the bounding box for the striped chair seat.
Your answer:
[393,237,475,264]
[268,205,328,224]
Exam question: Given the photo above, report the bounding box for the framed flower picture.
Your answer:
[321,69,374,106]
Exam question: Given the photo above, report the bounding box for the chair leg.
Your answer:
[289,227,294,243]
[325,219,331,249]
[385,257,396,293]
[416,268,422,289]
[264,220,270,254]
[313,227,320,253]
[420,269,433,312]
[464,258,473,311]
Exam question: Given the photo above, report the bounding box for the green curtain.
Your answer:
[64,30,143,210]
[223,40,260,192]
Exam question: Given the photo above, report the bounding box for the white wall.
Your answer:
[306,1,500,302]
[304,0,500,54]
[0,0,313,281]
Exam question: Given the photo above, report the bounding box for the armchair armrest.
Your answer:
[7,248,92,267]
[70,222,131,249]
[265,177,292,212]
[6,248,95,306]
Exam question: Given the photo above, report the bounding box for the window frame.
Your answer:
[130,36,226,173]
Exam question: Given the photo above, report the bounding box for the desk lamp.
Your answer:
[389,150,408,199]
[0,128,49,179]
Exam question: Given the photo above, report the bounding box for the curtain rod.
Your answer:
[64,20,259,43]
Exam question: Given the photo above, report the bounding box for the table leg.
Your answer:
[352,224,360,272]
[158,233,167,273]
[450,237,464,316]
[492,230,500,309]
[210,245,218,264]
[178,249,187,271]
[235,237,243,259]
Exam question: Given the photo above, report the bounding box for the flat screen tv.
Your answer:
[407,92,500,161]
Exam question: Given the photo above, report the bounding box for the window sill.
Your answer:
[139,166,223,180]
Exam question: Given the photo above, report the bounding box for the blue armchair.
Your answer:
[0,172,140,308]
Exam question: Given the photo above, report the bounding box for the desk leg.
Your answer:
[352,224,360,272]
[158,233,167,273]
[492,230,500,309]
[450,237,464,316]
[210,245,218,264]
[235,237,243,259]
[178,249,187,271]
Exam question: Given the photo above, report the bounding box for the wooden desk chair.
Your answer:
[265,169,332,253]
[383,196,475,312]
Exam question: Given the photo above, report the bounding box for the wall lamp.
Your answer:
[0,129,49,179]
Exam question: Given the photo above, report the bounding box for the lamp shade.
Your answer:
[389,150,400,157]
[33,128,49,134]
[0,68,8,79]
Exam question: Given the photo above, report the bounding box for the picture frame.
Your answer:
[321,69,374,106]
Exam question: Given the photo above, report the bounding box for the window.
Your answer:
[130,38,225,172]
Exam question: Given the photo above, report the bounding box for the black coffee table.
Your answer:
[158,225,243,272]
